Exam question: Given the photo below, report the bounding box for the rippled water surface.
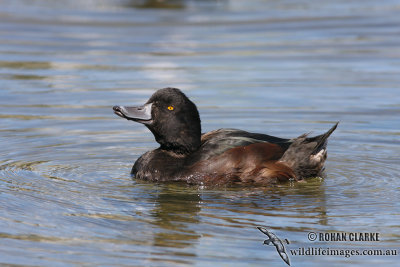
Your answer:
[1,0,399,266]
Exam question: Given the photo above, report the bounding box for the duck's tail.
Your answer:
[280,122,338,179]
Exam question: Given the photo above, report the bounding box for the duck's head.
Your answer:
[113,87,201,154]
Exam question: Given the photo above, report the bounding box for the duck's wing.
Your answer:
[201,128,289,143]
[186,130,296,185]
[198,128,291,160]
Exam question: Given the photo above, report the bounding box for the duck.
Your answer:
[113,87,338,186]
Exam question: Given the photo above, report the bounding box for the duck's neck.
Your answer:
[150,127,202,156]
[160,140,200,155]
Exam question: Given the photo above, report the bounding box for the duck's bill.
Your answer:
[113,103,153,123]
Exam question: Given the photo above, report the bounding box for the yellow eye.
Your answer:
[167,106,174,111]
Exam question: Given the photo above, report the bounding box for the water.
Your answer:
[1,0,399,266]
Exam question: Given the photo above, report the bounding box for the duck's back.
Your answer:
[184,129,296,185]
[194,129,289,159]
[184,124,337,186]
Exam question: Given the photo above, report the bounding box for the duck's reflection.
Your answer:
[125,0,185,9]
[150,184,201,249]
[148,178,329,253]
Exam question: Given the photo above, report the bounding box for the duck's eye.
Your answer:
[167,106,174,111]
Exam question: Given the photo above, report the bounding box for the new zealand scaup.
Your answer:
[113,88,338,186]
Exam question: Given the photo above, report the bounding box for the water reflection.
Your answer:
[0,61,52,70]
[146,179,329,249]
[150,185,201,249]
[129,0,186,9]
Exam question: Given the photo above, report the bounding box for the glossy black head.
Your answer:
[113,88,201,154]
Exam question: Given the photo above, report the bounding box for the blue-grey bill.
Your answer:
[113,103,153,122]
